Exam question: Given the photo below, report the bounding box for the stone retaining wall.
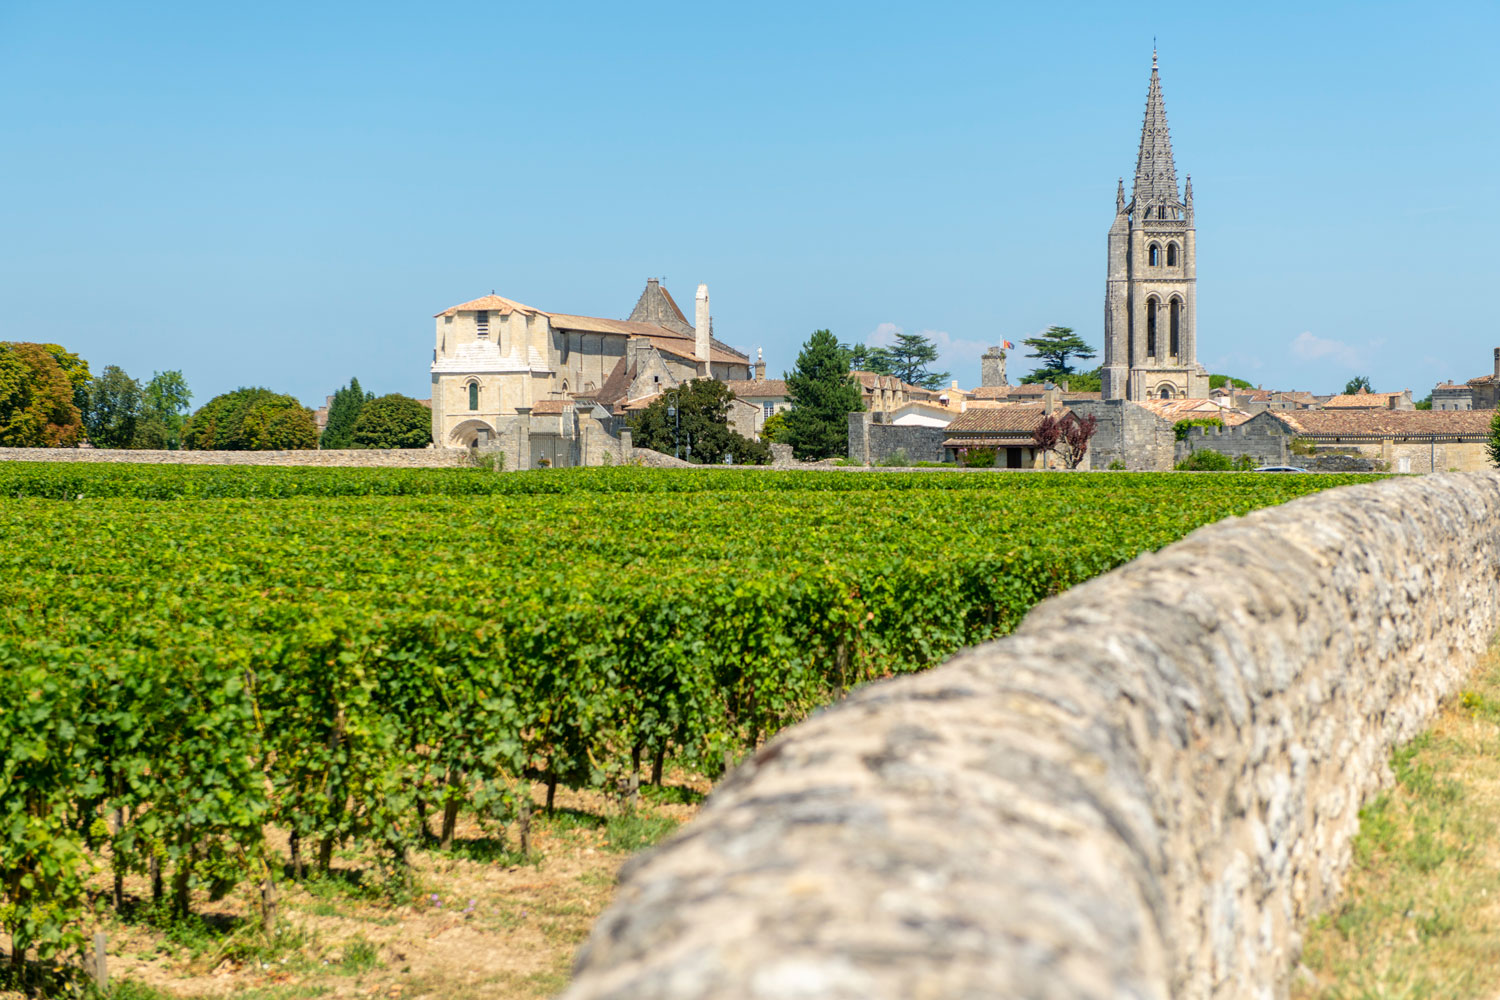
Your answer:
[564,471,1500,999]
[0,447,474,467]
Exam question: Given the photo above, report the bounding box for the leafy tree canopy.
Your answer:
[136,370,193,449]
[351,394,433,449]
[1414,394,1433,411]
[1208,374,1253,390]
[841,332,950,391]
[182,387,318,451]
[1055,366,1103,393]
[321,377,373,449]
[786,330,864,461]
[42,344,91,412]
[0,342,83,447]
[1343,375,1373,394]
[1019,326,1097,384]
[82,365,144,449]
[759,410,790,444]
[1489,410,1500,469]
[629,379,769,465]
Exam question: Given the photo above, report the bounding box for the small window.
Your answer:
[763,401,775,419]
[468,382,479,411]
[475,311,489,336]
[1149,244,1161,266]
[1167,243,1179,266]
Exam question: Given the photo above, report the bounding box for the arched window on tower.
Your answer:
[1159,385,1173,399]
[1149,243,1161,267]
[468,381,479,411]
[1169,298,1182,357]
[1167,243,1178,266]
[1145,298,1158,357]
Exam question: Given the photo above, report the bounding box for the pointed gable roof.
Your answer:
[627,278,694,336]
[1131,50,1183,218]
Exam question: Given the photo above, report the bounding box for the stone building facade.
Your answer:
[429,279,751,448]
[1101,52,1210,402]
[1431,348,1500,411]
[979,346,1008,388]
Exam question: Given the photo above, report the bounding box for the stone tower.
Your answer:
[980,346,1008,387]
[1102,51,1209,402]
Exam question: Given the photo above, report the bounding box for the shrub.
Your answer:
[1173,417,1224,441]
[1175,450,1234,471]
[961,447,997,468]
[759,411,790,444]
[182,388,318,451]
[1107,460,1127,471]
[351,394,432,450]
[877,448,909,467]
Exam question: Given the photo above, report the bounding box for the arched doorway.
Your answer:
[448,419,497,448]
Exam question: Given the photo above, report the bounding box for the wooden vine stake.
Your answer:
[90,931,108,994]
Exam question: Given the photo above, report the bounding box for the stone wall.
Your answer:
[1072,398,1176,470]
[847,412,947,465]
[1176,415,1289,467]
[564,472,1500,1000]
[0,447,474,467]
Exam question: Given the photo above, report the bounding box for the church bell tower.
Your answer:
[1102,51,1209,401]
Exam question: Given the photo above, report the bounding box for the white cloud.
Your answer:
[1290,331,1365,369]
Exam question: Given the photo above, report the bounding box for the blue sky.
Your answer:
[2,1,1497,406]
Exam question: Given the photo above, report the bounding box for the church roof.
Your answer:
[627,279,694,336]
[1323,390,1409,409]
[1131,51,1183,218]
[434,294,544,318]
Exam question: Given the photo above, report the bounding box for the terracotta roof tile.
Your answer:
[435,294,544,318]
[1274,409,1493,437]
[529,400,571,415]
[944,403,1059,435]
[722,379,788,397]
[1323,391,1407,408]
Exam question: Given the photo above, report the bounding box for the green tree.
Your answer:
[840,333,950,390]
[82,365,144,448]
[321,377,373,449]
[1343,375,1373,394]
[182,387,317,451]
[785,330,864,460]
[351,394,433,449]
[41,344,91,413]
[1414,394,1433,411]
[629,379,769,465]
[1489,410,1500,468]
[1019,326,1097,384]
[1060,366,1103,393]
[135,370,193,449]
[1208,374,1253,390]
[759,410,790,444]
[0,342,83,447]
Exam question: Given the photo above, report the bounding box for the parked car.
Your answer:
[1253,465,1309,473]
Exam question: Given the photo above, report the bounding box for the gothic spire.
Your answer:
[1131,50,1181,218]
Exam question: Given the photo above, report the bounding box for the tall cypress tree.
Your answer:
[784,330,864,460]
[320,377,373,449]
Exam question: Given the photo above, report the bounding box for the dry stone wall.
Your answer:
[0,447,474,467]
[565,471,1500,1000]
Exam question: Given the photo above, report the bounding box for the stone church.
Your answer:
[430,279,752,448]
[1101,52,1210,401]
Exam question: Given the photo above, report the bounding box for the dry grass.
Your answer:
[2,778,703,1000]
[1295,646,1500,999]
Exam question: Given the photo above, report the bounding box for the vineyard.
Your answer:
[0,464,1382,985]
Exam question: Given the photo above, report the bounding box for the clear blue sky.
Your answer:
[3,1,1497,405]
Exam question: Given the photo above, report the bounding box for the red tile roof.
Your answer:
[1274,409,1493,437]
[944,403,1060,435]
[530,400,571,415]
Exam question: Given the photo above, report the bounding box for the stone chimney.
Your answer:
[695,284,711,377]
[755,347,766,381]
[1493,347,1499,380]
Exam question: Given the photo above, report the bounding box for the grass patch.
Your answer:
[604,811,679,853]
[1295,646,1500,998]
[335,935,381,976]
